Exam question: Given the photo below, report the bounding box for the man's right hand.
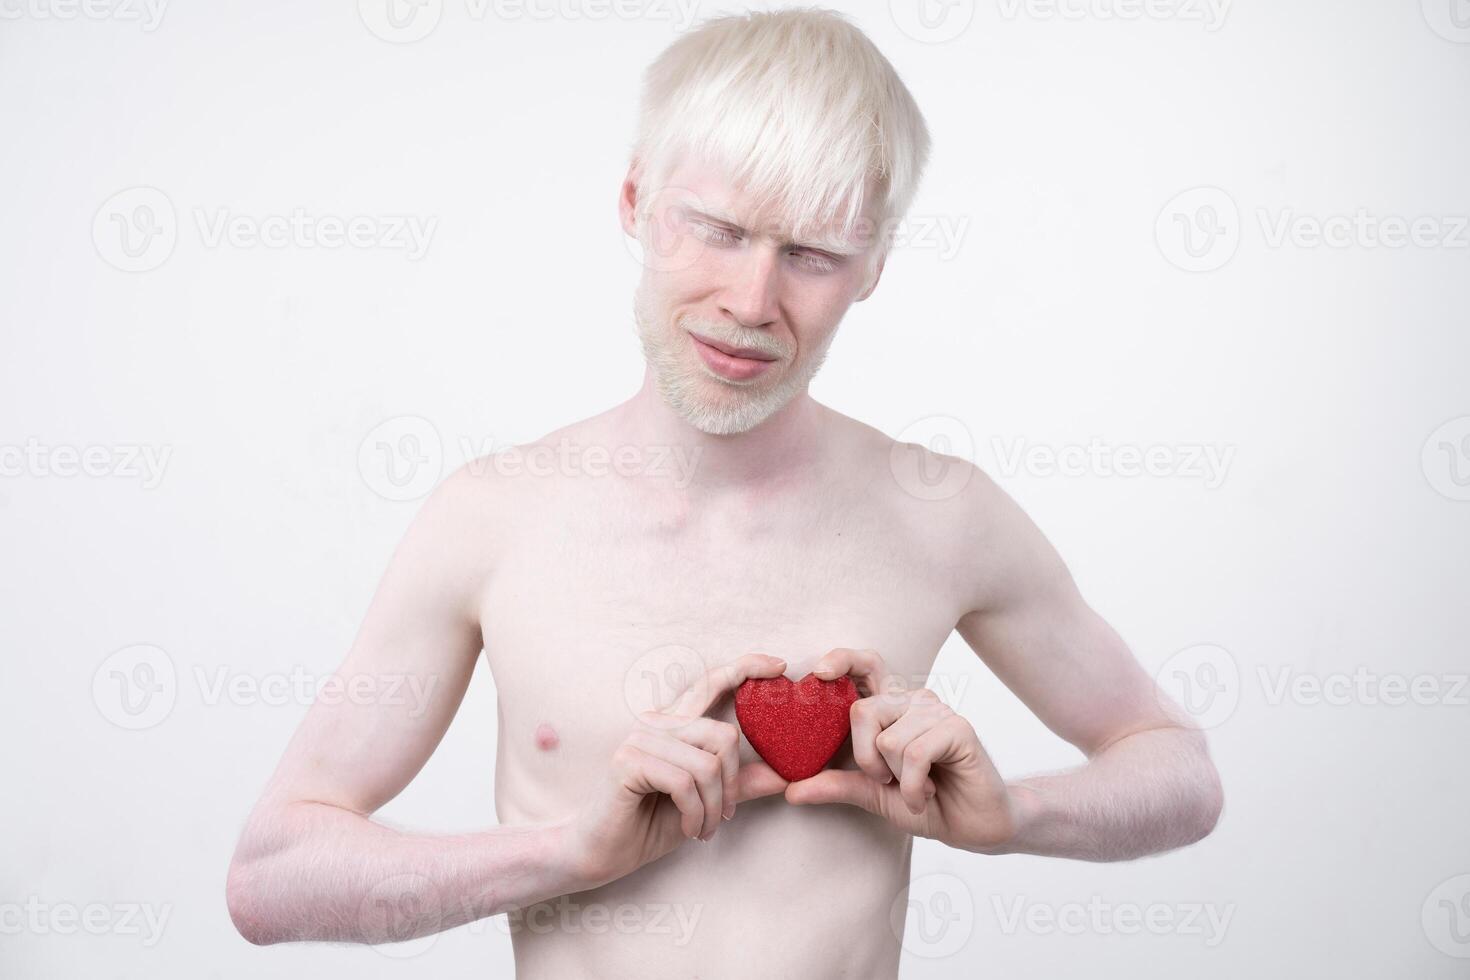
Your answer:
[563,653,790,889]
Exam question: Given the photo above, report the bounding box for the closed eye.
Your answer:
[692,221,741,246]
[792,249,841,274]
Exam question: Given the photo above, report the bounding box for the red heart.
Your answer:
[735,673,860,782]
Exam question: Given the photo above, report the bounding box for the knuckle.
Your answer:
[611,744,638,770]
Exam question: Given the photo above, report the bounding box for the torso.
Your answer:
[476,403,975,979]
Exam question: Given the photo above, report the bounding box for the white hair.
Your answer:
[631,6,932,259]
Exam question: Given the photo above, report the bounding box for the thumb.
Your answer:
[784,769,938,814]
[732,760,789,803]
[784,769,884,812]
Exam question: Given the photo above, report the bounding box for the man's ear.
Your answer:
[855,250,887,303]
[618,159,642,239]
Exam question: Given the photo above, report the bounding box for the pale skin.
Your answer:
[226,154,1223,978]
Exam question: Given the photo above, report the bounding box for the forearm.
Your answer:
[983,726,1223,861]
[226,800,586,945]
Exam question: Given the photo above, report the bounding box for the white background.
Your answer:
[2,0,1468,976]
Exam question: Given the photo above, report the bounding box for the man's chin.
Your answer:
[664,370,790,436]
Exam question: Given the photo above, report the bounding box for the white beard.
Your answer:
[632,282,832,435]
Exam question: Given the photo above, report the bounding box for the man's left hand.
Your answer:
[784,647,1021,852]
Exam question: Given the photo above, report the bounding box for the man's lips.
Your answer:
[688,331,781,383]
[688,332,779,362]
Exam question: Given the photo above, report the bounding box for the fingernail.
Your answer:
[723,803,735,820]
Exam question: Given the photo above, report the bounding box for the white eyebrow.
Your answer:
[683,206,865,257]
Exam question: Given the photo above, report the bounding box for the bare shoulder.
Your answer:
[831,408,1067,616]
[427,405,635,537]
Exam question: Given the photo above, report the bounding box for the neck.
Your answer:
[616,366,829,496]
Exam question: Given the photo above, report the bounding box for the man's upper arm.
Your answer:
[256,464,499,816]
[951,465,1181,758]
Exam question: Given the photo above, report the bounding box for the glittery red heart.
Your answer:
[734,673,860,782]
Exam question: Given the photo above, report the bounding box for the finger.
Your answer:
[784,768,881,812]
[626,731,724,840]
[618,746,704,840]
[784,768,936,822]
[812,647,904,699]
[671,653,787,718]
[639,712,741,819]
[732,760,789,803]
[896,723,965,814]
[872,692,948,785]
[849,695,909,783]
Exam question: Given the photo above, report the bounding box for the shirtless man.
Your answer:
[225,9,1223,977]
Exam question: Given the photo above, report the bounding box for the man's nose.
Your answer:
[718,242,781,330]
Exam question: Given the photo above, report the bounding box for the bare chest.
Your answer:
[478,483,960,821]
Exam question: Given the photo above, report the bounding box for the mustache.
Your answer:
[677,316,789,360]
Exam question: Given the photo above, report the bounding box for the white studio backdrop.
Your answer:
[1,1,1467,976]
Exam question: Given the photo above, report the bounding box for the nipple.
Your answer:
[533,722,560,751]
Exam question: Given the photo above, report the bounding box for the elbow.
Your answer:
[226,859,274,946]
[226,852,286,946]
[1184,747,1225,847]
